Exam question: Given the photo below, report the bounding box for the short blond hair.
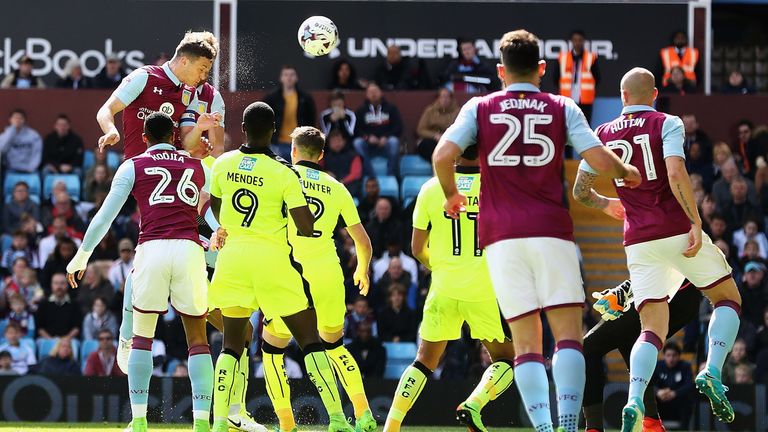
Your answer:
[175,31,218,60]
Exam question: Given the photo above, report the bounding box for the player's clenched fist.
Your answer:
[65,249,92,288]
[98,128,120,151]
[210,227,228,251]
[354,267,370,296]
[622,164,642,189]
[443,192,467,219]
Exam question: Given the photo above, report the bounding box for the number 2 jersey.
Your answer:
[413,167,495,302]
[287,161,361,263]
[443,83,602,248]
[209,147,307,245]
[582,105,689,246]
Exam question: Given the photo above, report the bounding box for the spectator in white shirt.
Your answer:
[38,216,82,266]
[108,238,134,291]
[733,218,768,259]
[0,322,36,374]
[372,241,418,286]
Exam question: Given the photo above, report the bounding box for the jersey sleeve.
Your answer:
[442,97,480,151]
[211,90,226,124]
[662,115,685,159]
[564,98,602,154]
[578,159,598,175]
[201,162,212,193]
[209,158,223,198]
[283,168,308,210]
[412,184,431,230]
[179,92,199,127]
[81,160,135,252]
[338,184,361,227]
[114,68,149,106]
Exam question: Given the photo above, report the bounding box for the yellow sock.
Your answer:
[386,361,430,426]
[326,342,370,417]
[466,360,515,409]
[262,344,295,431]
[213,349,238,421]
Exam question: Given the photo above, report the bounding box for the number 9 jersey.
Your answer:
[209,147,307,244]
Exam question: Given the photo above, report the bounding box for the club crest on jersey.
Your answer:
[196,101,209,115]
[238,157,257,171]
[182,89,192,106]
[159,102,175,116]
[306,169,320,181]
[457,176,474,191]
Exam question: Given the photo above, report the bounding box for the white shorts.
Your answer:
[132,239,208,317]
[626,233,732,310]
[486,237,585,321]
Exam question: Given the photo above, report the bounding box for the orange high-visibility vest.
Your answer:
[660,46,699,86]
[559,51,596,105]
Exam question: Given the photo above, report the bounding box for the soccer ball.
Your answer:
[297,16,339,57]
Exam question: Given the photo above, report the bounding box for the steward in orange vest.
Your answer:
[554,30,600,122]
[660,31,700,86]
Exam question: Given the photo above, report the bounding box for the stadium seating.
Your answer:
[43,174,81,200]
[401,176,431,208]
[364,176,399,201]
[166,358,182,376]
[37,337,80,362]
[399,155,432,177]
[0,235,12,256]
[83,150,95,172]
[371,157,388,177]
[80,339,99,371]
[83,150,121,172]
[107,152,121,171]
[5,194,40,204]
[3,172,41,199]
[383,341,417,379]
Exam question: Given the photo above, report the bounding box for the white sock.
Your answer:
[131,403,147,419]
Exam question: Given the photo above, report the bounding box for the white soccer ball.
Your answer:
[297,16,339,57]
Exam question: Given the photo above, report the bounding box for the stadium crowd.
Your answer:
[0,48,767,423]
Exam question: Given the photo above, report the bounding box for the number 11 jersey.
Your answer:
[209,146,307,245]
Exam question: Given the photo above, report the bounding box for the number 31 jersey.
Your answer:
[287,161,361,263]
[209,147,307,244]
[443,84,602,248]
[413,168,495,302]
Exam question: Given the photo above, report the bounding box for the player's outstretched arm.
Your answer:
[572,169,625,220]
[96,95,127,151]
[667,156,703,257]
[433,139,466,218]
[290,205,315,237]
[411,228,431,270]
[347,223,373,295]
[580,146,641,188]
[66,162,134,287]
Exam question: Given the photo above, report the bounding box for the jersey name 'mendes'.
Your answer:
[499,98,547,113]
[226,171,264,186]
[150,152,185,163]
[301,179,331,195]
[609,117,647,133]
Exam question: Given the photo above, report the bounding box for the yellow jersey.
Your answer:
[412,167,495,302]
[210,147,307,244]
[288,161,361,263]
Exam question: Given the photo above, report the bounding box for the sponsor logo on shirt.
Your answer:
[457,176,474,191]
[306,169,320,181]
[159,102,175,116]
[238,157,256,171]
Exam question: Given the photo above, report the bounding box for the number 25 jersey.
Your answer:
[210,147,307,244]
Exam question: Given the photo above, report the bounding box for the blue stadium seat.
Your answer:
[363,176,399,201]
[383,342,417,361]
[0,320,6,343]
[400,176,431,207]
[3,172,41,199]
[166,358,181,377]
[384,363,410,379]
[43,174,81,200]
[83,150,95,171]
[106,151,122,171]
[70,339,80,362]
[0,235,12,256]
[80,339,98,371]
[399,155,432,177]
[36,338,58,359]
[5,194,40,204]
[371,157,388,177]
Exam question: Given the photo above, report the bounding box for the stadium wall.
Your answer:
[0,376,764,430]
[0,90,761,153]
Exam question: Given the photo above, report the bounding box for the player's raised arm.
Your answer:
[97,68,149,151]
[66,160,135,287]
[346,223,372,295]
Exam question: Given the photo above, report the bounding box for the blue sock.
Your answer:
[188,345,214,421]
[514,354,553,431]
[552,341,585,432]
[119,273,134,341]
[628,331,662,404]
[704,302,740,379]
[128,336,153,419]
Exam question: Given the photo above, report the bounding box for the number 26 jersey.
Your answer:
[210,146,307,244]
